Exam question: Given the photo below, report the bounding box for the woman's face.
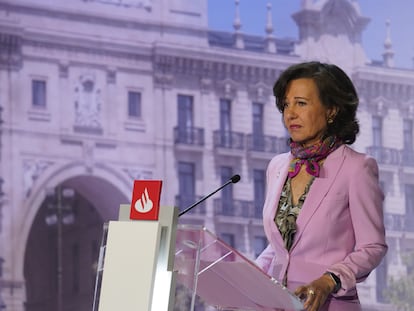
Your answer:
[282,78,335,147]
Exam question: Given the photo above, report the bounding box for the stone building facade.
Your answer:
[0,0,412,310]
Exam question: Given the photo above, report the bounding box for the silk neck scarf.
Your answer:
[288,136,343,178]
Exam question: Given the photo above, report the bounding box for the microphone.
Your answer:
[178,174,241,217]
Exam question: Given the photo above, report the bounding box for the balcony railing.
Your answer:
[246,134,289,154]
[401,149,414,166]
[213,130,245,150]
[366,146,401,166]
[213,198,254,217]
[384,213,414,232]
[253,203,264,219]
[174,126,204,146]
[175,195,206,215]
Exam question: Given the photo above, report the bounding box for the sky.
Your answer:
[207,0,414,69]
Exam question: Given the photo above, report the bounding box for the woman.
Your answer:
[256,61,387,311]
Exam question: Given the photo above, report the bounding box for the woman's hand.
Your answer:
[294,274,336,311]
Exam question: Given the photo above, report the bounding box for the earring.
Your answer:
[327,118,334,124]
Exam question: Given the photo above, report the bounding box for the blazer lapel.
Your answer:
[290,145,347,250]
[265,154,292,245]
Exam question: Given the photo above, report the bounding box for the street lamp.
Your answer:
[44,186,75,311]
[0,177,5,310]
[0,177,4,234]
[0,257,5,310]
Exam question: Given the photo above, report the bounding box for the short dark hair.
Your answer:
[273,61,360,144]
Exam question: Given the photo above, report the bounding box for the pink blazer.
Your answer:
[256,145,387,308]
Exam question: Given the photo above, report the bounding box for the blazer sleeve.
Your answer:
[255,243,275,273]
[328,155,388,297]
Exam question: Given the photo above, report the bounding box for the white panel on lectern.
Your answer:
[98,220,160,311]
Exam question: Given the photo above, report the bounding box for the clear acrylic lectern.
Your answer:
[174,226,304,311]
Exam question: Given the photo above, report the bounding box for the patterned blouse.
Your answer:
[274,176,315,251]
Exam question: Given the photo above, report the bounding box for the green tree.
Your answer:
[386,252,414,311]
[174,283,206,311]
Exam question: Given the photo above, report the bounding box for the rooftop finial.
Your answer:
[265,2,276,53]
[301,0,313,9]
[233,0,244,49]
[233,0,241,32]
[265,2,273,35]
[382,19,394,67]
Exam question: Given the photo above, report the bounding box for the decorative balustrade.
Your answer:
[401,149,414,166]
[366,146,401,166]
[252,203,264,219]
[246,134,289,154]
[384,213,414,232]
[175,195,206,215]
[174,126,204,146]
[213,198,254,217]
[213,130,245,150]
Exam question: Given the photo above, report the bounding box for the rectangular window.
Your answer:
[178,162,195,212]
[388,238,398,265]
[220,166,233,215]
[405,184,414,216]
[32,80,46,107]
[372,116,383,147]
[403,119,413,150]
[220,233,235,248]
[253,236,267,258]
[177,95,193,129]
[253,169,266,217]
[220,99,231,132]
[128,91,141,118]
[376,257,388,302]
[252,102,264,150]
[177,95,194,143]
[405,184,414,232]
[252,102,264,136]
[220,99,232,147]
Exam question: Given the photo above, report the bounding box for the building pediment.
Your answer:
[216,78,239,99]
[247,81,273,103]
[366,95,392,116]
[400,99,414,118]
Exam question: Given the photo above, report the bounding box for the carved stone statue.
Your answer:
[74,74,102,129]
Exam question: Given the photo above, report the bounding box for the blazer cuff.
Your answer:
[327,265,357,297]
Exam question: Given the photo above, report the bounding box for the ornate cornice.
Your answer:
[83,0,152,11]
[0,2,205,39]
[153,73,174,89]
[359,80,414,107]
[23,34,151,65]
[152,52,283,92]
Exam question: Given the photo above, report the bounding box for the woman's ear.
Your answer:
[327,106,338,121]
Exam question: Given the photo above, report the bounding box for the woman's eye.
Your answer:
[298,101,307,106]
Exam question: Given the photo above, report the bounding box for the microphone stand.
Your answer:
[178,175,240,217]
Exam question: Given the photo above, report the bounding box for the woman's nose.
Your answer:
[284,106,297,120]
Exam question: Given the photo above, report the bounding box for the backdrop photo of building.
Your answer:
[0,0,413,310]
